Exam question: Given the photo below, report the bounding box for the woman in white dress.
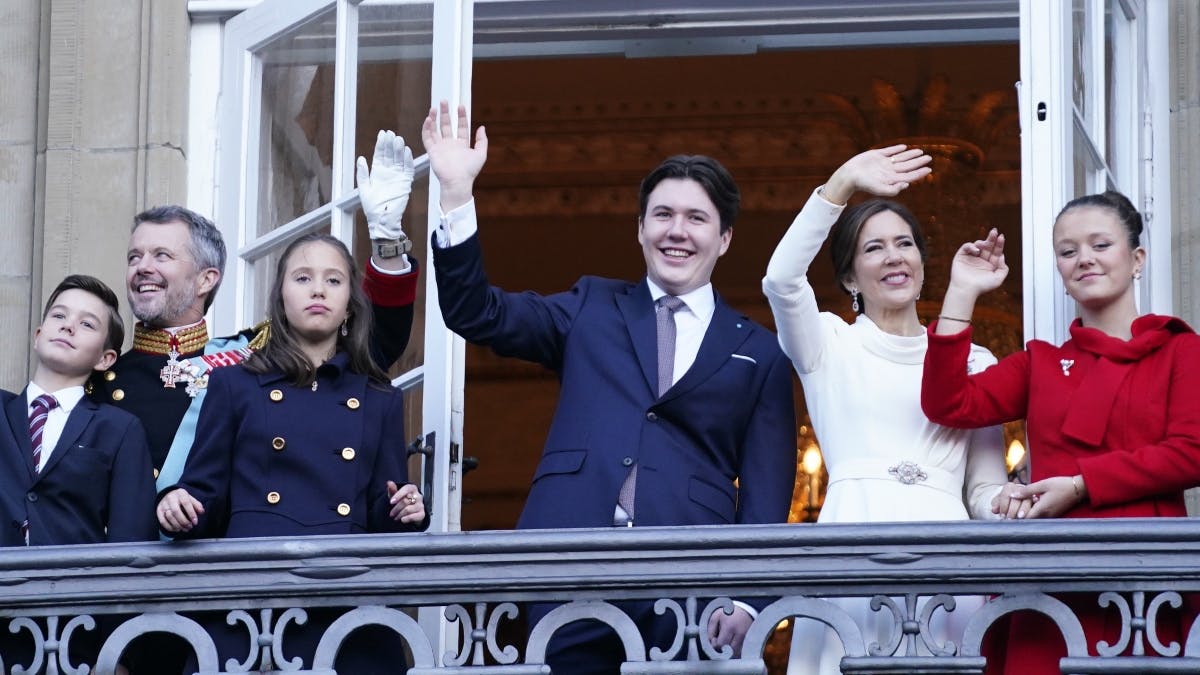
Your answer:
[763,146,1008,674]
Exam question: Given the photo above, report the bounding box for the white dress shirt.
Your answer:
[25,382,86,472]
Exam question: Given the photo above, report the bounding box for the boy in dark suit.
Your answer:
[0,275,156,671]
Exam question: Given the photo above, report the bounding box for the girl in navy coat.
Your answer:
[157,233,426,672]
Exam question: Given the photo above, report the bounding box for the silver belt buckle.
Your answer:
[888,460,928,485]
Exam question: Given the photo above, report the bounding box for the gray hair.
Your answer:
[133,205,227,312]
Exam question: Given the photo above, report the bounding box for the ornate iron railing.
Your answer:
[2,518,1200,674]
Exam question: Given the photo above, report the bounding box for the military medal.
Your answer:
[159,348,187,388]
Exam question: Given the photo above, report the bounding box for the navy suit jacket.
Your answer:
[434,233,797,529]
[0,388,157,547]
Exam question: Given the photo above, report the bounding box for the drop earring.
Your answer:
[340,318,349,337]
[850,288,860,313]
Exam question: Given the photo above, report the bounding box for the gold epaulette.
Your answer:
[247,319,272,351]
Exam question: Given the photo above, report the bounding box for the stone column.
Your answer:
[0,0,190,390]
[0,0,45,389]
[1170,0,1200,515]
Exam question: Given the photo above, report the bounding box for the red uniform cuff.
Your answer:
[363,260,418,307]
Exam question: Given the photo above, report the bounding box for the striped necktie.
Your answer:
[29,394,59,473]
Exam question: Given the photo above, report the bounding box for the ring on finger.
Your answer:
[406,495,418,505]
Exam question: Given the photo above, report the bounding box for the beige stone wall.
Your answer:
[0,1,45,389]
[1170,1,1200,515]
[0,0,190,391]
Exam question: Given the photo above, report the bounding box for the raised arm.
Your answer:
[422,100,488,214]
[763,145,930,372]
[933,228,1008,335]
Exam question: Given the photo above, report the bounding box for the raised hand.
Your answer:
[421,100,488,211]
[949,228,1009,297]
[822,144,933,205]
[356,130,414,241]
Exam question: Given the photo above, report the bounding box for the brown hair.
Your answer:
[244,233,388,386]
[828,199,927,314]
[44,274,125,352]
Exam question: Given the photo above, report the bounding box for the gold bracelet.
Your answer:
[938,314,972,324]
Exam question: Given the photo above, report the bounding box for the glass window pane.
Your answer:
[357,3,434,160]
[1073,125,1102,199]
[351,2,433,380]
[257,7,337,236]
[1071,0,1090,123]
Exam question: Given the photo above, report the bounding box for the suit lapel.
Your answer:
[661,296,752,403]
[3,390,37,480]
[615,281,659,397]
[39,397,95,477]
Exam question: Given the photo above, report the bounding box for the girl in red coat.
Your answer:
[921,190,1200,673]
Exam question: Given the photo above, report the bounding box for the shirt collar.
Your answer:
[26,382,86,414]
[644,278,716,321]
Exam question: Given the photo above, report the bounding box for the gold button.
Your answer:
[104,371,117,382]
[267,491,281,504]
[272,437,286,451]
[112,389,125,402]
[269,389,284,402]
[346,397,360,410]
[336,503,350,516]
[153,468,159,479]
[341,447,356,461]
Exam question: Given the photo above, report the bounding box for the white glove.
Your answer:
[357,130,414,240]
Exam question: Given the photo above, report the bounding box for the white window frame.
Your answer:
[1019,0,1169,344]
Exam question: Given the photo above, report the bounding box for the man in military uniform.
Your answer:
[93,131,420,485]
[94,132,420,673]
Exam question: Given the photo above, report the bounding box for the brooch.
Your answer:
[1060,359,1075,376]
[888,461,928,485]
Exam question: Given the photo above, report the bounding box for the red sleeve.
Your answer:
[921,320,1031,428]
[1079,336,1200,507]
[362,258,418,308]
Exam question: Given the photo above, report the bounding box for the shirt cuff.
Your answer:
[369,255,412,275]
[732,601,758,620]
[435,198,479,248]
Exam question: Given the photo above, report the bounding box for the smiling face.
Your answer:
[126,221,218,327]
[34,288,119,378]
[1053,205,1144,310]
[844,209,925,315]
[637,178,732,296]
[281,240,352,351]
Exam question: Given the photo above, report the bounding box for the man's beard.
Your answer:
[132,282,200,328]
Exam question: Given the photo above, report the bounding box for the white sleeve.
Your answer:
[961,346,1009,520]
[762,187,845,374]
[434,198,479,248]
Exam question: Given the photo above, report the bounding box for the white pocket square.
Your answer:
[730,354,757,364]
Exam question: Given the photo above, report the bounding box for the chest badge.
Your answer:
[159,349,186,388]
[1060,359,1075,376]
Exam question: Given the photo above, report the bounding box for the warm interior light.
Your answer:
[801,444,823,476]
[1006,439,1026,472]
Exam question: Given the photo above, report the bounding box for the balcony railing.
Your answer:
[2,518,1200,674]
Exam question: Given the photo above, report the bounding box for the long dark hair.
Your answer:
[829,198,928,314]
[244,233,388,386]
